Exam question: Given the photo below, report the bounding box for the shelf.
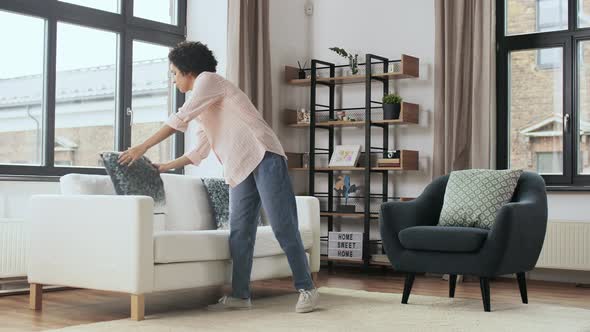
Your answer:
[285,102,419,127]
[288,53,420,275]
[320,212,379,219]
[287,123,311,128]
[285,54,419,86]
[289,149,419,171]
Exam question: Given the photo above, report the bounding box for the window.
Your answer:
[537,0,568,31]
[578,0,590,27]
[509,47,564,175]
[536,0,568,68]
[498,0,590,187]
[55,23,119,167]
[0,11,46,166]
[59,0,120,13]
[506,0,568,35]
[537,152,564,173]
[131,41,176,164]
[0,0,187,177]
[134,0,178,25]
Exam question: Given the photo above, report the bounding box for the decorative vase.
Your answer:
[383,103,401,120]
[298,69,306,79]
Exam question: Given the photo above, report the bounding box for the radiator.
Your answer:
[536,220,590,271]
[0,219,28,278]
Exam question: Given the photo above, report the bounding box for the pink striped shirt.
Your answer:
[166,71,286,187]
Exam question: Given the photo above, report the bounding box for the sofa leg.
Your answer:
[401,273,415,304]
[449,274,457,298]
[130,294,145,321]
[29,283,43,311]
[312,272,318,283]
[479,277,491,312]
[516,272,528,304]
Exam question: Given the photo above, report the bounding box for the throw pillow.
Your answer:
[437,169,522,230]
[100,151,167,215]
[201,178,264,230]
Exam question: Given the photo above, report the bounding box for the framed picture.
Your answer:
[329,145,361,167]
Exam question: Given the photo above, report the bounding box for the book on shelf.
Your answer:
[376,158,401,167]
[377,158,400,163]
[376,163,401,168]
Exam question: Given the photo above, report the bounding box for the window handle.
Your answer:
[564,114,570,133]
[126,107,134,125]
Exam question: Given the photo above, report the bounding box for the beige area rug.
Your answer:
[48,287,590,332]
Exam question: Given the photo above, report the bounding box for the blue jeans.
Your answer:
[229,151,315,299]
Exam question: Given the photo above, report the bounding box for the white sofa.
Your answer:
[27,173,320,320]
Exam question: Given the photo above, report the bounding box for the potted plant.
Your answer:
[334,175,358,213]
[329,47,359,75]
[382,93,403,120]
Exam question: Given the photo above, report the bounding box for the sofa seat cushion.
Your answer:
[399,226,489,253]
[154,226,313,263]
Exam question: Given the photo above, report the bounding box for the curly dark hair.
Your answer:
[168,41,217,76]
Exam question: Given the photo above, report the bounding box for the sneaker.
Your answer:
[295,288,319,313]
[207,296,252,311]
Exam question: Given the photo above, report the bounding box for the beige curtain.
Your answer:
[433,0,496,177]
[227,0,273,126]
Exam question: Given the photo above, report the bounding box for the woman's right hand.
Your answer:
[118,144,147,166]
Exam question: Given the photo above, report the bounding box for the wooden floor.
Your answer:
[2,267,590,331]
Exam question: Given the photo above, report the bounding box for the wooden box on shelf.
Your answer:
[375,150,419,170]
[381,102,419,124]
[286,152,304,169]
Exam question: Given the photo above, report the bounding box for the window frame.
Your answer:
[497,0,590,189]
[0,0,187,179]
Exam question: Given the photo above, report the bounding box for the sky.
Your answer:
[0,0,176,79]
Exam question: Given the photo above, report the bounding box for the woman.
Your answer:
[118,41,318,313]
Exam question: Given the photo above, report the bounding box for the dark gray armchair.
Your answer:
[379,171,548,312]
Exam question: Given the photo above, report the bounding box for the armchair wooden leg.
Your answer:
[479,277,491,312]
[516,272,528,304]
[449,274,457,298]
[130,294,145,321]
[29,283,43,311]
[311,272,318,283]
[401,273,415,304]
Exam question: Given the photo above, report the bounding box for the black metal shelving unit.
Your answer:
[286,53,420,270]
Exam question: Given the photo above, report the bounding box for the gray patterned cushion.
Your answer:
[437,169,522,229]
[100,151,166,213]
[201,178,264,230]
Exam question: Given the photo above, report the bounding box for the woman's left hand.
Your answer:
[153,163,171,173]
[153,157,192,173]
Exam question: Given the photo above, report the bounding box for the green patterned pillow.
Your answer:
[438,169,523,229]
